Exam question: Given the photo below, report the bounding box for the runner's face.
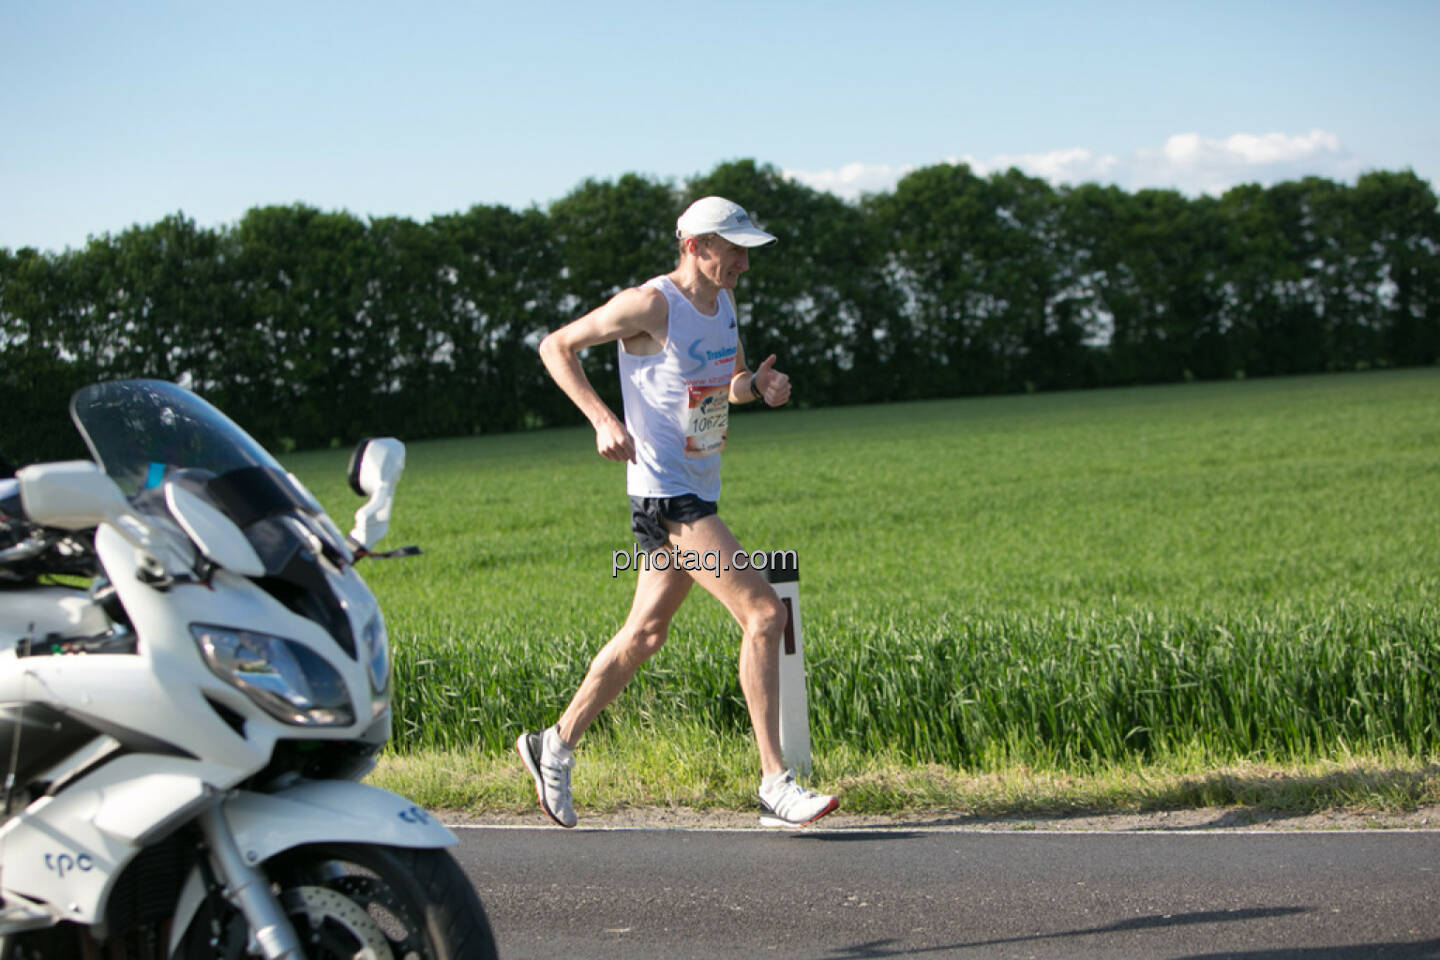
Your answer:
[695,235,750,289]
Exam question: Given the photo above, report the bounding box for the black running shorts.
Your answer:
[628,494,718,551]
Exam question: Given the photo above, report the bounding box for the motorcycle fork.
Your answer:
[196,803,304,960]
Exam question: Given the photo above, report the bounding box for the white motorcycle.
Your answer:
[0,380,497,959]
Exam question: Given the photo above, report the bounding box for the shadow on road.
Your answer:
[787,830,924,842]
[1173,939,1440,959]
[810,906,1311,958]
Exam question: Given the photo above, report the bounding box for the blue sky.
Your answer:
[3,1,1437,254]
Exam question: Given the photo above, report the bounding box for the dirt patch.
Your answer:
[438,804,1440,832]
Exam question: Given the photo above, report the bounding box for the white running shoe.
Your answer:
[517,728,577,828]
[758,770,839,828]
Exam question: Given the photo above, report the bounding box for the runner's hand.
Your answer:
[595,417,636,462]
[754,354,791,407]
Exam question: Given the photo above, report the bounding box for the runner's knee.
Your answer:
[616,622,669,665]
[743,595,787,642]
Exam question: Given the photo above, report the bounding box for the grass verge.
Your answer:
[366,722,1440,820]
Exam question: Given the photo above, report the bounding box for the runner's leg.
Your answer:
[556,559,693,746]
[664,515,788,777]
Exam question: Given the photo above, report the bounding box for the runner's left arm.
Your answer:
[727,295,791,407]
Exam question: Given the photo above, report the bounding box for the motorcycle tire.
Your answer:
[179,842,498,960]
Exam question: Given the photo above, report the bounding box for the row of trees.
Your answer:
[3,160,1437,462]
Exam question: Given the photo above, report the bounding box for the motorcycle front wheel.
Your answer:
[179,842,498,960]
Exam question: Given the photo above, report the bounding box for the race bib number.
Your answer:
[684,384,729,458]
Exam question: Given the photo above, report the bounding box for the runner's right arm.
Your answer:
[538,287,667,463]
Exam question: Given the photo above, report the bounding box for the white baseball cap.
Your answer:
[675,196,777,247]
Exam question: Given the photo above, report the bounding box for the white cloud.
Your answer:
[1134,129,1358,195]
[965,147,1122,185]
[784,129,1363,200]
[780,161,919,202]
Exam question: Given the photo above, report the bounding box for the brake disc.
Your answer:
[283,885,395,960]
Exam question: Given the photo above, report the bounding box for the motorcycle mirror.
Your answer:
[347,438,405,498]
[348,438,406,551]
[17,460,166,576]
[346,439,373,497]
[18,460,134,531]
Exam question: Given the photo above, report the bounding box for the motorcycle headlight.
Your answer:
[191,624,355,727]
[361,611,391,696]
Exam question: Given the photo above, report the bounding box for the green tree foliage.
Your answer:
[1,244,112,462]
[1,162,1435,458]
[427,204,563,433]
[1355,170,1440,367]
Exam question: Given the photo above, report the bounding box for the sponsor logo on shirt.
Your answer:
[683,338,738,376]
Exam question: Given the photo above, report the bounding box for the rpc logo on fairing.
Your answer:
[45,851,95,878]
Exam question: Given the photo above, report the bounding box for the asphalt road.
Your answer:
[452,823,1440,960]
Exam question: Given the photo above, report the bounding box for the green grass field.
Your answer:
[289,369,1440,816]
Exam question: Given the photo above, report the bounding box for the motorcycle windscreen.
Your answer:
[69,380,283,497]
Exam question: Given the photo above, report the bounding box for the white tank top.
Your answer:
[618,275,739,500]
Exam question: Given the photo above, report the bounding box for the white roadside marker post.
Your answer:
[764,552,811,778]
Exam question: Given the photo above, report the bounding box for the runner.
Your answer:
[518,196,838,829]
